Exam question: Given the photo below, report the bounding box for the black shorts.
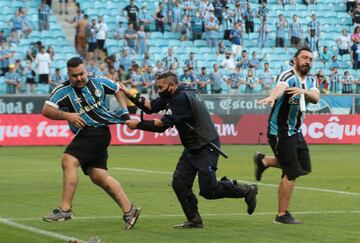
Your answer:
[38,74,49,84]
[88,42,97,52]
[268,134,311,180]
[97,39,105,50]
[65,126,111,175]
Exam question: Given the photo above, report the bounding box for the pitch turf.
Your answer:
[0,145,359,242]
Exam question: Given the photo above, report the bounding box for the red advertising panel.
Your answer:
[1,114,360,146]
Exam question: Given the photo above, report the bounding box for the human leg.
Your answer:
[172,151,202,228]
[43,153,79,222]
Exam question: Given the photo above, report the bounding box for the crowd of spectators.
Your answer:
[1,0,360,95]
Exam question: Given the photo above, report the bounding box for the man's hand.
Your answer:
[125,119,140,130]
[286,87,305,97]
[118,82,132,97]
[257,97,275,107]
[65,113,86,128]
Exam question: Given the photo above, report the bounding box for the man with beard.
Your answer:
[254,47,320,224]
[119,71,258,228]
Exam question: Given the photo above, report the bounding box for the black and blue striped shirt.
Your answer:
[46,76,129,134]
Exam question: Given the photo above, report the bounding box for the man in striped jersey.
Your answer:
[254,47,320,224]
[42,57,141,230]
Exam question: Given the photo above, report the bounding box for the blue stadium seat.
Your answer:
[35,84,50,94]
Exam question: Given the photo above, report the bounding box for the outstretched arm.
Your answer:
[42,104,85,128]
[126,118,168,133]
[118,82,153,113]
[257,82,287,107]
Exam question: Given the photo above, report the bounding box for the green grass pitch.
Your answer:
[0,145,359,242]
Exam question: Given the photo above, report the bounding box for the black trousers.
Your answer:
[172,138,248,221]
[245,20,254,34]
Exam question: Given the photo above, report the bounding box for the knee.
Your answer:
[89,171,106,187]
[199,190,217,200]
[172,177,186,192]
[61,154,78,171]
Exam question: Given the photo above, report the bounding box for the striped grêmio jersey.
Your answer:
[268,69,319,137]
[46,76,129,134]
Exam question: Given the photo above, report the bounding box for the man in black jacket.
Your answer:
[120,71,258,229]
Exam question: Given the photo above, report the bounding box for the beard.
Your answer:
[298,64,311,76]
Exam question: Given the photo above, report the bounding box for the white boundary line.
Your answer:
[6,210,360,222]
[112,167,360,197]
[0,218,81,242]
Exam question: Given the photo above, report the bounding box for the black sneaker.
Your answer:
[174,221,203,229]
[253,152,267,181]
[123,206,141,230]
[273,211,303,224]
[244,184,258,215]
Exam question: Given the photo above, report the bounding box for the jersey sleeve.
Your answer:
[45,84,67,109]
[98,77,120,95]
[277,70,295,87]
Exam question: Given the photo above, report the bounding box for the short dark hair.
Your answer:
[156,71,179,84]
[290,46,312,66]
[67,57,83,68]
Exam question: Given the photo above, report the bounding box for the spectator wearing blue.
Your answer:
[184,52,199,73]
[205,13,219,48]
[227,65,244,95]
[9,8,25,40]
[115,48,132,72]
[336,29,351,57]
[5,64,21,94]
[278,0,296,7]
[259,62,274,94]
[275,14,287,48]
[237,50,250,69]
[154,2,166,33]
[257,19,269,48]
[179,67,196,88]
[183,0,196,17]
[87,58,101,77]
[341,71,353,94]
[196,67,211,94]
[222,6,232,40]
[257,2,269,21]
[114,21,126,41]
[162,48,179,70]
[125,23,138,51]
[138,5,152,33]
[86,18,97,61]
[308,14,320,38]
[142,52,152,67]
[209,63,223,93]
[170,0,183,32]
[305,29,319,59]
[38,0,51,31]
[213,0,224,24]
[249,51,266,70]
[192,10,203,40]
[179,15,192,41]
[319,46,331,67]
[289,15,303,48]
[50,68,66,90]
[137,25,148,56]
[24,60,36,94]
[0,41,13,76]
[0,30,6,43]
[355,71,360,93]
[329,67,340,93]
[123,0,139,30]
[351,39,360,70]
[141,65,156,97]
[243,3,255,34]
[233,1,243,24]
[216,40,226,55]
[244,69,258,94]
[329,55,341,70]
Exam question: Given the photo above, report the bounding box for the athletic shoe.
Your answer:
[43,208,73,222]
[123,206,141,230]
[174,221,203,229]
[244,184,258,215]
[273,211,303,224]
[253,152,267,181]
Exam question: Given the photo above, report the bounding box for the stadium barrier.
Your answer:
[1,114,359,146]
[1,94,359,115]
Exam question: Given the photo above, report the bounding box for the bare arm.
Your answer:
[42,104,85,128]
[258,82,287,107]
